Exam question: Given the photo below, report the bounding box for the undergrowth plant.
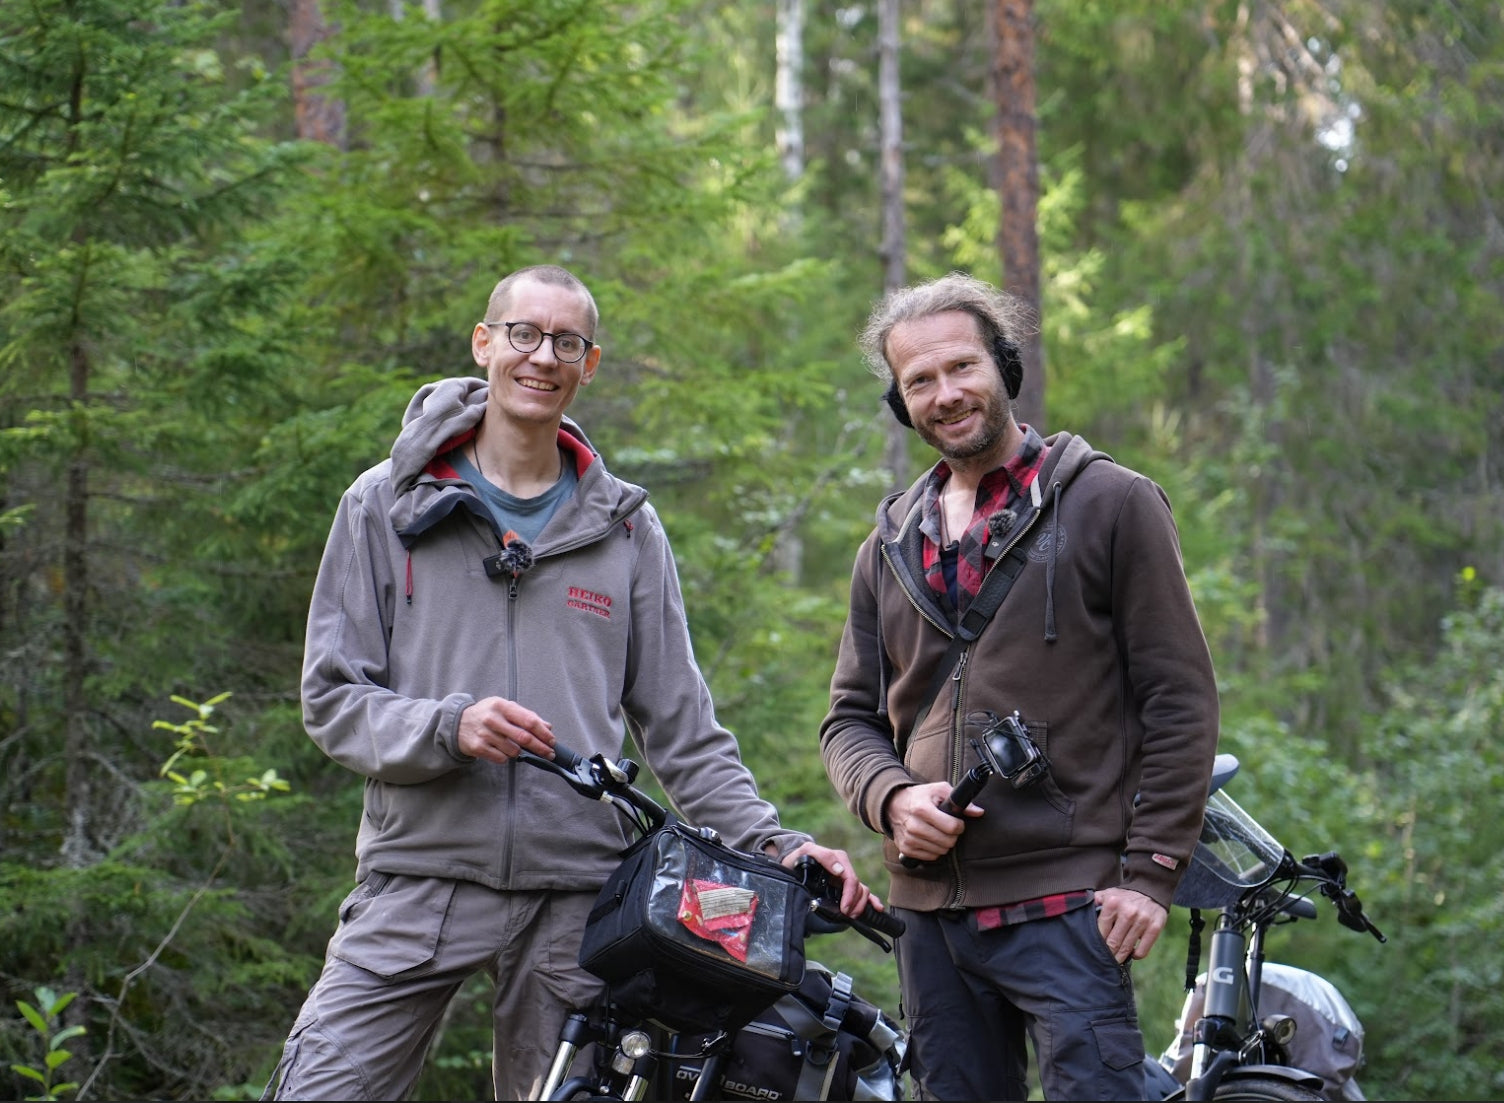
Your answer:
[10,988,85,1101]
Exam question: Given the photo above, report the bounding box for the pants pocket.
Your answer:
[329,874,456,979]
[1088,1013,1146,1071]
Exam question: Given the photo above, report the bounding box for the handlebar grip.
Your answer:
[858,902,907,939]
[811,898,907,943]
[517,743,585,777]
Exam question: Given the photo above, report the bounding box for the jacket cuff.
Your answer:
[1121,850,1183,912]
[444,693,478,761]
[862,768,919,836]
[765,832,812,862]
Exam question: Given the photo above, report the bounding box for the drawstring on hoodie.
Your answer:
[406,552,413,605]
[1045,481,1060,642]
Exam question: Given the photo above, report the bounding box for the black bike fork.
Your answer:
[1185,911,1247,1101]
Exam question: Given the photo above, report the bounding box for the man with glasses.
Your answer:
[263,265,879,1101]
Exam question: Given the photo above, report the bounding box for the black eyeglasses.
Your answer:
[484,321,593,364]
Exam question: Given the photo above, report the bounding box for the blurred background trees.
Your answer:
[2,0,1500,1097]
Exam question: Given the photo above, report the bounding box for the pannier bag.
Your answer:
[667,961,908,1101]
[579,821,811,1033]
[1159,961,1366,1100]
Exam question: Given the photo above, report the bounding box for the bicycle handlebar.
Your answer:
[519,741,906,948]
[794,856,907,947]
[518,743,669,834]
[1298,851,1386,942]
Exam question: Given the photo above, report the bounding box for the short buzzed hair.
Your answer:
[484,265,600,336]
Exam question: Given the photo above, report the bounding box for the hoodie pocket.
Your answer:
[975,719,1075,853]
[1019,719,1075,818]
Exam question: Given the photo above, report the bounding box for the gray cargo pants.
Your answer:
[262,874,604,1101]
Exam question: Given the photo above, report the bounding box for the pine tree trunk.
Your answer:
[878,0,909,491]
[991,0,1044,432]
[290,0,346,147]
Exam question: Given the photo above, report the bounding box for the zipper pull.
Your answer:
[950,648,968,709]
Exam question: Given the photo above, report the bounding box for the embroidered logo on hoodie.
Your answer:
[1028,525,1067,563]
[567,586,612,619]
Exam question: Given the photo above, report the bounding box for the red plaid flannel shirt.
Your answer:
[918,426,1047,612]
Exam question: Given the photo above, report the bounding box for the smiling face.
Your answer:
[887,310,1019,472]
[471,276,601,431]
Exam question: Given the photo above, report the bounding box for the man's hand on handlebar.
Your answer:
[886,781,984,864]
[457,696,556,764]
[777,841,885,920]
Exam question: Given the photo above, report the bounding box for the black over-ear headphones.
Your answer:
[883,327,1023,427]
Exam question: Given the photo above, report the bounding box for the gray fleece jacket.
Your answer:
[302,376,805,890]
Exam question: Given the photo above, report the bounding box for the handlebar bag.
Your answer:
[579,821,811,1033]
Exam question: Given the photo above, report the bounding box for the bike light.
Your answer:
[1262,1013,1298,1048]
[611,1029,653,1072]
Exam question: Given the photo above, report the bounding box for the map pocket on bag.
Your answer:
[579,822,810,1033]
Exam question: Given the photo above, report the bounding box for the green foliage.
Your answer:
[1137,583,1504,1101]
[1346,580,1504,1099]
[8,988,85,1102]
[0,1,1501,1098]
[0,687,308,1101]
[1077,0,1504,758]
[157,693,291,805]
[0,0,316,813]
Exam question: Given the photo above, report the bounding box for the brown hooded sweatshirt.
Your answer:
[821,431,1220,912]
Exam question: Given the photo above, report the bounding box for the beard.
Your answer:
[914,390,1011,463]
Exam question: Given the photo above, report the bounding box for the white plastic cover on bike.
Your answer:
[1173,789,1286,909]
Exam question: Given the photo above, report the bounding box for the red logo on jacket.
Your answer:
[567,586,612,618]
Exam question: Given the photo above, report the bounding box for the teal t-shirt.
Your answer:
[450,448,578,545]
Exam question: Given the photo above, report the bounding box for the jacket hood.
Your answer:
[877,431,1102,539]
[391,376,602,493]
[392,376,487,494]
[386,376,641,552]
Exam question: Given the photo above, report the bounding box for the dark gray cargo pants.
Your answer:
[894,903,1148,1100]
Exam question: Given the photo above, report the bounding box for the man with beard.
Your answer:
[820,272,1220,1099]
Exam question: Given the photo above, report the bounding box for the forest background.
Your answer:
[2,1,1501,1099]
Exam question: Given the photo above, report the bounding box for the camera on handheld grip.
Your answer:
[968,709,1050,789]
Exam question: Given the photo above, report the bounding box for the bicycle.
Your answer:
[1142,753,1386,1101]
[518,743,908,1102]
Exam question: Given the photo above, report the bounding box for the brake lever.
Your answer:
[796,857,906,949]
[1323,884,1387,942]
[516,744,610,800]
[1307,854,1387,943]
